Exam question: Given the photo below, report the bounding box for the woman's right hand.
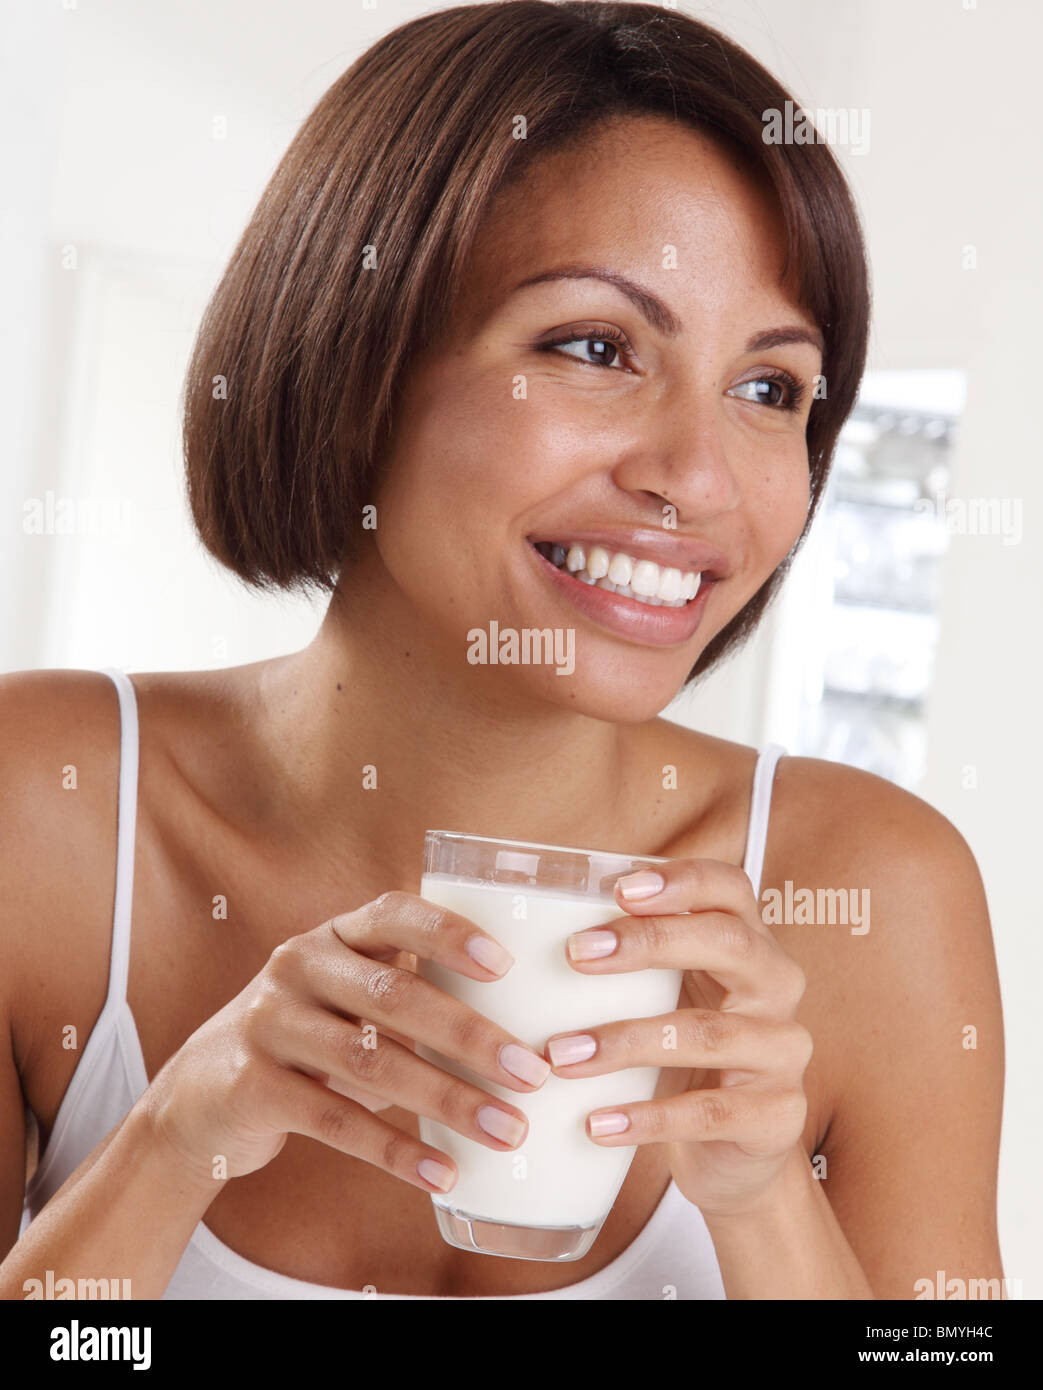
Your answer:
[140,891,550,1194]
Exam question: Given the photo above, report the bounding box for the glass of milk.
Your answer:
[415,830,682,1262]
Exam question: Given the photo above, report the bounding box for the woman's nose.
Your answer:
[608,403,743,521]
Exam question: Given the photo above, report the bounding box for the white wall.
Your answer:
[3,0,1039,1295]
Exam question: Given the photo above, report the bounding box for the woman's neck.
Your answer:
[244,581,648,887]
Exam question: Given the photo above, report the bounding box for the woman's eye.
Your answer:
[729,375,803,412]
[541,333,629,370]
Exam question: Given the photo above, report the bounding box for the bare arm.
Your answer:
[0,670,224,1299]
[811,790,1005,1299]
[702,1143,874,1298]
[0,1097,225,1301]
[705,761,1005,1299]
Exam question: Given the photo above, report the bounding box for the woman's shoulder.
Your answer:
[651,716,979,877]
[0,666,126,860]
[765,750,983,894]
[0,659,257,896]
[0,668,129,1071]
[0,663,259,1092]
[760,750,993,980]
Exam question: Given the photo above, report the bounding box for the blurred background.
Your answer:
[3,0,1039,1294]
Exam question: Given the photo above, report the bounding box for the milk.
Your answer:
[415,875,682,1229]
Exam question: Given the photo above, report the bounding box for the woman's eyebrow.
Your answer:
[746,325,824,355]
[509,264,824,355]
[511,264,682,337]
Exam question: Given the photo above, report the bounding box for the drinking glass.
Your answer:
[415,830,682,1262]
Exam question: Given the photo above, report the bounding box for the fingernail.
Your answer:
[567,929,617,961]
[477,1105,526,1147]
[499,1042,551,1086]
[617,870,665,901]
[589,1111,630,1137]
[417,1158,455,1191]
[547,1033,598,1067]
[465,933,514,976]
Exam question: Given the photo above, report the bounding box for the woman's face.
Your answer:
[371,114,822,722]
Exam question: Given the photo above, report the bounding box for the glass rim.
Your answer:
[423,828,672,865]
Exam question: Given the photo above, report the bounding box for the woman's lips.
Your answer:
[527,542,716,648]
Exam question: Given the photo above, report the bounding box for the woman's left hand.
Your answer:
[545,858,814,1219]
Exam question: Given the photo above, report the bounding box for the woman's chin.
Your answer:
[500,661,690,724]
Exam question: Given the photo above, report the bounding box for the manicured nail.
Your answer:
[417,1158,455,1191]
[547,1033,598,1067]
[499,1042,552,1086]
[477,1105,526,1147]
[617,870,665,901]
[589,1111,630,1137]
[466,933,514,976]
[567,929,618,961]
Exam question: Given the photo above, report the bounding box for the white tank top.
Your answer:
[19,668,786,1300]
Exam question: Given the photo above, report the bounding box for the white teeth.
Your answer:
[607,552,633,586]
[586,546,611,580]
[538,540,707,609]
[631,560,660,597]
[656,567,682,602]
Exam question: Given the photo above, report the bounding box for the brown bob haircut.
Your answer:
[182,0,870,684]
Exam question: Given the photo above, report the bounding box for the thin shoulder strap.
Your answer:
[99,668,139,1010]
[741,743,787,900]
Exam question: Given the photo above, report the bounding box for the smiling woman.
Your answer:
[181,0,868,689]
[366,102,838,720]
[1,0,1003,1306]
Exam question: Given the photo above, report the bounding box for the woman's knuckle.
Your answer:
[447,1007,486,1054]
[361,962,412,1012]
[435,1073,473,1120]
[419,904,455,941]
[641,1101,669,1137]
[322,913,355,946]
[694,1091,730,1131]
[347,1030,392,1085]
[379,1127,409,1174]
[240,982,277,1037]
[689,1009,734,1053]
[370,889,410,920]
[786,958,808,1001]
[613,1019,642,1056]
[781,1088,808,1132]
[641,914,675,956]
[316,1100,355,1146]
[267,937,302,981]
[718,914,754,958]
[790,1023,814,1069]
